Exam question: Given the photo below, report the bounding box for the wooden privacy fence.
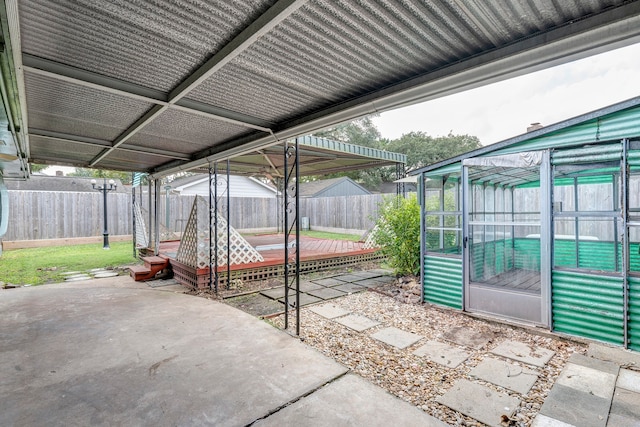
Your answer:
[5,191,392,241]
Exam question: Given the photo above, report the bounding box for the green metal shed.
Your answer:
[412,96,640,351]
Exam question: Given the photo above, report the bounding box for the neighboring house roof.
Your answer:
[169,174,277,198]
[375,182,417,194]
[299,177,371,198]
[6,175,128,193]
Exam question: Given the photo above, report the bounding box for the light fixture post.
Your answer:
[91,177,117,249]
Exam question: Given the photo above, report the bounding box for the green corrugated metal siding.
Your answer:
[493,107,640,156]
[298,135,407,163]
[552,270,624,345]
[553,240,622,271]
[630,244,640,272]
[424,162,461,178]
[514,238,540,270]
[424,255,462,309]
[629,277,640,352]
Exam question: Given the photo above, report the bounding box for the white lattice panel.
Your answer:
[138,205,180,244]
[134,202,148,249]
[176,196,263,269]
[363,224,381,249]
[176,196,206,268]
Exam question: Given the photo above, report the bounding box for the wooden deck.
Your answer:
[472,269,541,294]
[154,234,382,289]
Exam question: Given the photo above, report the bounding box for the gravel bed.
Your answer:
[270,289,586,427]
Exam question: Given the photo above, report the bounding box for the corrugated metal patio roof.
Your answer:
[1,0,640,180]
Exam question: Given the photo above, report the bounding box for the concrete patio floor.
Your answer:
[0,276,443,426]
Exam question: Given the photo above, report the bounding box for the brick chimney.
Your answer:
[527,122,543,132]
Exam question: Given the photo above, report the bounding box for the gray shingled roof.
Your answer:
[6,175,128,193]
[299,176,369,197]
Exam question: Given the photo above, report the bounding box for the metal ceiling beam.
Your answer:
[151,1,640,179]
[89,0,307,168]
[29,129,191,161]
[258,150,281,177]
[22,55,273,132]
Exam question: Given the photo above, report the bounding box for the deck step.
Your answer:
[130,256,172,281]
[129,265,155,281]
[142,256,169,266]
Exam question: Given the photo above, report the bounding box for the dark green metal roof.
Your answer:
[413,96,640,177]
[189,135,405,178]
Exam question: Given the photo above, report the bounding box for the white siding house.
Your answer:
[169,175,277,199]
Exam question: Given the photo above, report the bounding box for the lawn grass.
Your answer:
[299,230,362,241]
[0,241,140,286]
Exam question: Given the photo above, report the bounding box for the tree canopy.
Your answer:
[311,117,482,189]
[386,131,481,172]
[68,168,134,185]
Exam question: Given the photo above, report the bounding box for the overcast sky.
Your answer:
[373,42,640,146]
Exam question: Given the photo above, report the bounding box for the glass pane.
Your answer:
[577,179,614,211]
[553,183,575,213]
[426,214,461,254]
[554,218,621,272]
[630,225,640,274]
[469,224,540,294]
[629,174,640,220]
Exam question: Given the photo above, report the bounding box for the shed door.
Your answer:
[463,151,551,326]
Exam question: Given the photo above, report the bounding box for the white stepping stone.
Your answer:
[93,272,118,278]
[436,379,519,427]
[413,340,470,368]
[531,414,576,427]
[470,357,538,394]
[64,275,91,282]
[334,314,380,332]
[617,368,640,393]
[491,340,555,367]
[308,303,350,319]
[555,363,617,400]
[371,327,422,349]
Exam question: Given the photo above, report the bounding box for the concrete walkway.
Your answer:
[0,276,443,426]
[534,344,640,427]
[308,300,640,427]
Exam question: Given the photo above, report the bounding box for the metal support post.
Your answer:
[622,138,630,348]
[283,139,300,335]
[165,184,171,230]
[154,179,160,255]
[213,162,219,293]
[208,164,214,292]
[419,172,425,303]
[131,173,137,258]
[148,179,152,251]
[226,159,231,289]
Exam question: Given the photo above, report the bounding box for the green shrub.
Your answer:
[372,194,420,276]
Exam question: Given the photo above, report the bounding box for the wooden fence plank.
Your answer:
[5,191,391,241]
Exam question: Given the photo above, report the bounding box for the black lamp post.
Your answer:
[91,178,117,249]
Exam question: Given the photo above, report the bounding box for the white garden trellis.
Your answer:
[176,196,263,269]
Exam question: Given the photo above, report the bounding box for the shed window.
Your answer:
[425,175,461,255]
[552,166,622,272]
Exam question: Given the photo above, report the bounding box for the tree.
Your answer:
[29,164,48,173]
[69,168,133,185]
[311,115,396,188]
[386,131,481,172]
[314,116,381,148]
